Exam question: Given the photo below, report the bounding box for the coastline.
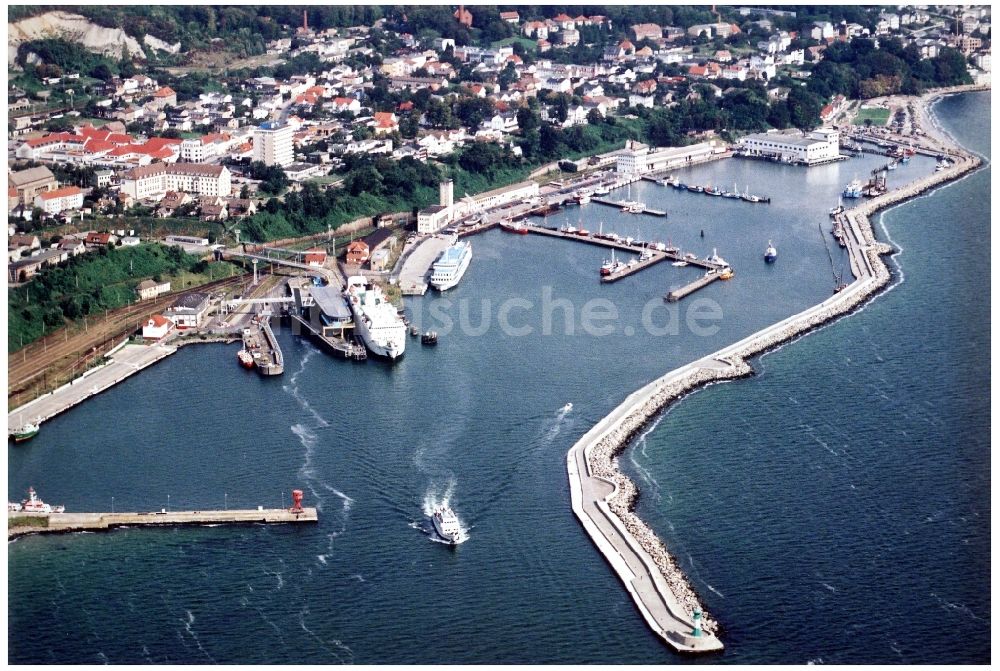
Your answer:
[565,85,986,653]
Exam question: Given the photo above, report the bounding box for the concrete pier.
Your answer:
[566,105,982,653]
[8,507,318,539]
[665,271,723,302]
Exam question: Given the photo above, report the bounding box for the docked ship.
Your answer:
[600,250,626,276]
[10,420,40,443]
[764,240,778,263]
[237,349,255,369]
[707,248,728,267]
[344,277,406,360]
[9,487,64,514]
[843,179,864,198]
[574,190,592,205]
[430,240,473,291]
[500,219,528,234]
[431,506,465,545]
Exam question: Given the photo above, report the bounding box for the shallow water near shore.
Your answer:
[7,92,989,664]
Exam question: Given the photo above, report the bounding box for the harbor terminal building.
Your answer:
[417,179,539,233]
[735,127,842,165]
[615,140,727,175]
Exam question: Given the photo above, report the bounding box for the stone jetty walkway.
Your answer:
[567,87,984,655]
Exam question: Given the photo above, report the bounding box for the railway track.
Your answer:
[8,275,250,403]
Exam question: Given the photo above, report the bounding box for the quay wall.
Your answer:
[568,101,982,652]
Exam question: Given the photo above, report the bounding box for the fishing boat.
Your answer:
[594,185,610,196]
[704,185,721,196]
[421,331,438,345]
[741,185,762,203]
[639,246,654,262]
[575,227,591,237]
[500,219,529,234]
[687,184,703,193]
[764,240,778,263]
[674,182,687,190]
[10,420,40,443]
[559,224,578,234]
[574,191,592,205]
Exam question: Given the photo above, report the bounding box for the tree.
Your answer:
[239,183,251,199]
[586,108,605,125]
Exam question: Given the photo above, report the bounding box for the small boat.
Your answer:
[719,267,734,280]
[575,228,591,237]
[639,247,654,262]
[704,186,721,196]
[674,182,687,190]
[500,220,529,234]
[11,420,40,443]
[10,487,64,513]
[764,240,777,264]
[431,506,465,545]
[594,185,610,196]
[562,402,573,412]
[600,258,614,277]
[684,252,698,261]
[574,191,592,205]
[672,261,688,267]
[707,248,728,266]
[409,325,420,337]
[686,184,703,193]
[421,331,438,345]
[559,224,578,234]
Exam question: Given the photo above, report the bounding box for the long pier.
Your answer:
[665,271,723,302]
[566,101,982,654]
[8,507,318,539]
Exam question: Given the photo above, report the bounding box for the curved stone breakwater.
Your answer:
[568,91,983,654]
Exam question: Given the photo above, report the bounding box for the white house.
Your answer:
[34,186,84,215]
[142,314,175,340]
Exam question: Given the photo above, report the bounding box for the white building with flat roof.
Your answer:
[253,121,294,167]
[737,128,841,165]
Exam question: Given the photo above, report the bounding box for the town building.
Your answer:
[253,121,294,167]
[142,314,175,340]
[121,163,232,200]
[345,240,370,265]
[34,186,84,215]
[8,166,57,206]
[136,279,172,300]
[165,292,210,329]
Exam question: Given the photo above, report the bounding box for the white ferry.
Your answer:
[344,277,406,359]
[431,506,465,545]
[430,240,472,291]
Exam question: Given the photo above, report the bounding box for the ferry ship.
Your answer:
[9,487,64,513]
[430,240,473,291]
[843,179,864,198]
[764,240,778,263]
[344,277,406,359]
[431,506,465,545]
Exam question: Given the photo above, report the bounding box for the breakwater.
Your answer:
[567,95,983,653]
[8,507,319,539]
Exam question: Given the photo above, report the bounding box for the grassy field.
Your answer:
[490,36,538,53]
[854,107,891,126]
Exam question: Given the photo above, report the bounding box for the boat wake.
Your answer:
[297,605,354,663]
[541,402,574,444]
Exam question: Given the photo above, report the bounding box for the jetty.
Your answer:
[8,341,176,429]
[8,507,318,539]
[665,271,724,302]
[566,100,982,654]
[590,196,667,217]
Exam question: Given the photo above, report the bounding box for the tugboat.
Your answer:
[764,240,778,263]
[9,487,64,513]
[237,349,255,369]
[421,331,438,345]
[431,506,465,545]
